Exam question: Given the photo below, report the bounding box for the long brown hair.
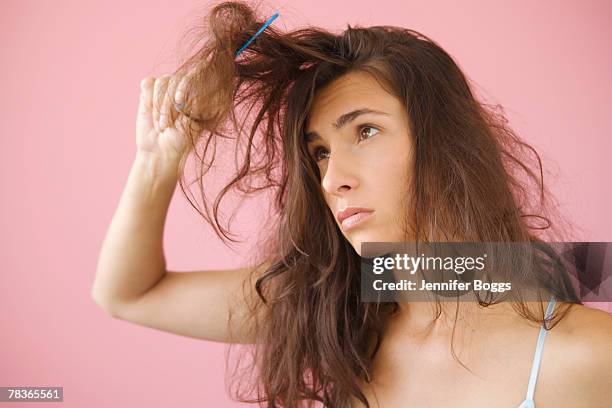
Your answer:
[165,1,582,406]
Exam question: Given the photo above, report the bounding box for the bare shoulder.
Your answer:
[549,302,612,406]
[554,302,612,344]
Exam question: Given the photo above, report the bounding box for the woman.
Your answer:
[91,1,612,407]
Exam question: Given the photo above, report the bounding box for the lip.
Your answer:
[336,207,375,231]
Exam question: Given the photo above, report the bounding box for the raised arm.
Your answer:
[91,74,268,343]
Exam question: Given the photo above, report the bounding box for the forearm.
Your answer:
[92,151,179,307]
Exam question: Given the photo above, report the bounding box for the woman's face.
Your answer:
[305,70,414,255]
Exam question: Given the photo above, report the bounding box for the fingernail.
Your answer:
[175,91,184,104]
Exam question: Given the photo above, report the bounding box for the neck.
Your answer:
[389,297,518,342]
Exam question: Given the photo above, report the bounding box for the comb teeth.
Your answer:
[234,12,280,58]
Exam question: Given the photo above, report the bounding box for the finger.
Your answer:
[160,74,176,130]
[152,75,169,133]
[174,67,196,105]
[152,77,161,133]
[166,73,183,125]
[137,76,155,121]
[160,79,173,131]
[175,113,191,136]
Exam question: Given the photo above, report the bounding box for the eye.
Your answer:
[310,124,381,162]
[358,124,380,141]
[312,146,329,162]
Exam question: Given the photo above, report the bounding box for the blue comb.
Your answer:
[174,12,279,112]
[234,12,280,57]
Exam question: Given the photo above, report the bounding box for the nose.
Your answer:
[321,149,360,196]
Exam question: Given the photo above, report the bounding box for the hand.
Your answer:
[135,72,194,164]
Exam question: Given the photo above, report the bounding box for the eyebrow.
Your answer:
[304,108,389,143]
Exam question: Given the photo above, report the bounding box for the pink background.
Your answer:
[1,0,610,406]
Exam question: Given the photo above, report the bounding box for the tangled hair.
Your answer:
[163,1,583,406]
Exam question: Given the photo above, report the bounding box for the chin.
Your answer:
[345,232,376,256]
[345,229,407,256]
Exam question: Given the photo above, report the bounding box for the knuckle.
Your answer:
[140,76,153,91]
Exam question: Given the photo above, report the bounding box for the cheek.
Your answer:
[364,153,412,224]
[322,193,336,215]
[367,167,407,206]
[366,152,411,192]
